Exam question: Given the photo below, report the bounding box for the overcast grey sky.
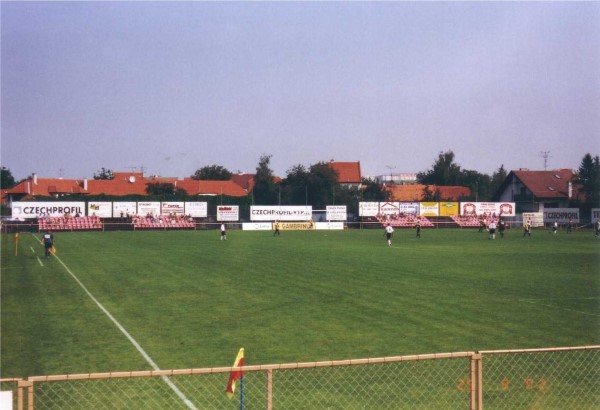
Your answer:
[2,1,599,181]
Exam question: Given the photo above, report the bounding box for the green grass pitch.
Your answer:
[1,227,599,378]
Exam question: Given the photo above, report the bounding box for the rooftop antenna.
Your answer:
[540,151,551,170]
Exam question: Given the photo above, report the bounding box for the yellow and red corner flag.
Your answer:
[225,348,245,399]
[13,233,20,256]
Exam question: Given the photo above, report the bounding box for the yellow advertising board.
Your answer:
[419,202,439,216]
[275,221,315,231]
[438,202,459,216]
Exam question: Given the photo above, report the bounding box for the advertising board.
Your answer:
[359,202,379,217]
[439,202,459,216]
[523,212,544,227]
[113,202,137,217]
[217,205,239,221]
[161,202,185,215]
[419,202,439,216]
[543,208,580,223]
[185,202,208,218]
[326,205,347,221]
[87,202,113,218]
[460,202,516,217]
[250,206,312,221]
[137,202,161,217]
[12,201,86,219]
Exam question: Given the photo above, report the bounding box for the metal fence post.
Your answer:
[470,353,482,410]
[266,369,273,410]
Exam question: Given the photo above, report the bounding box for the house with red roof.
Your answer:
[495,169,581,213]
[327,161,362,189]
[385,184,471,202]
[2,171,251,203]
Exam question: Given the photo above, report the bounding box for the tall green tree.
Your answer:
[0,167,16,189]
[252,154,278,205]
[191,165,232,181]
[281,164,310,205]
[461,169,491,201]
[417,150,462,186]
[361,177,386,202]
[490,164,507,199]
[307,162,340,209]
[575,153,600,207]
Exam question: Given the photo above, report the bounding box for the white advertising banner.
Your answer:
[379,202,400,216]
[460,202,516,217]
[419,202,439,216]
[315,222,345,230]
[326,205,347,221]
[217,205,239,221]
[137,202,161,217]
[250,206,312,221]
[359,202,379,217]
[88,202,113,218]
[592,208,600,223]
[161,202,185,215]
[523,212,544,227]
[543,208,580,223]
[398,202,420,215]
[113,202,137,217]
[12,201,86,219]
[242,222,272,231]
[185,202,208,217]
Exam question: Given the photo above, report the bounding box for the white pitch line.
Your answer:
[33,236,197,409]
[36,257,44,267]
[30,246,36,253]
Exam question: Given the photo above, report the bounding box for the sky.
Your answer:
[1,1,599,182]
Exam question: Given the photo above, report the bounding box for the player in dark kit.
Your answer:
[415,220,421,238]
[498,219,506,239]
[42,231,54,258]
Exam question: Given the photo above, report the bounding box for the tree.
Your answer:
[0,167,16,189]
[93,168,114,180]
[306,162,341,209]
[490,165,507,199]
[461,169,491,201]
[145,182,187,197]
[191,165,233,181]
[280,164,310,205]
[422,185,440,201]
[417,150,462,186]
[252,154,278,205]
[575,153,600,207]
[360,177,386,202]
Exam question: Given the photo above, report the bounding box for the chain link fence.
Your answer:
[2,346,598,410]
[479,347,600,409]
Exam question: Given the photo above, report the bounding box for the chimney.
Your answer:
[568,181,572,199]
[33,173,38,185]
[83,178,88,191]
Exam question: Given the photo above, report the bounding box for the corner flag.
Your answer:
[225,348,245,399]
[13,233,20,256]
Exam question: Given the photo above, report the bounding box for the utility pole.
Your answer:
[385,165,396,185]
